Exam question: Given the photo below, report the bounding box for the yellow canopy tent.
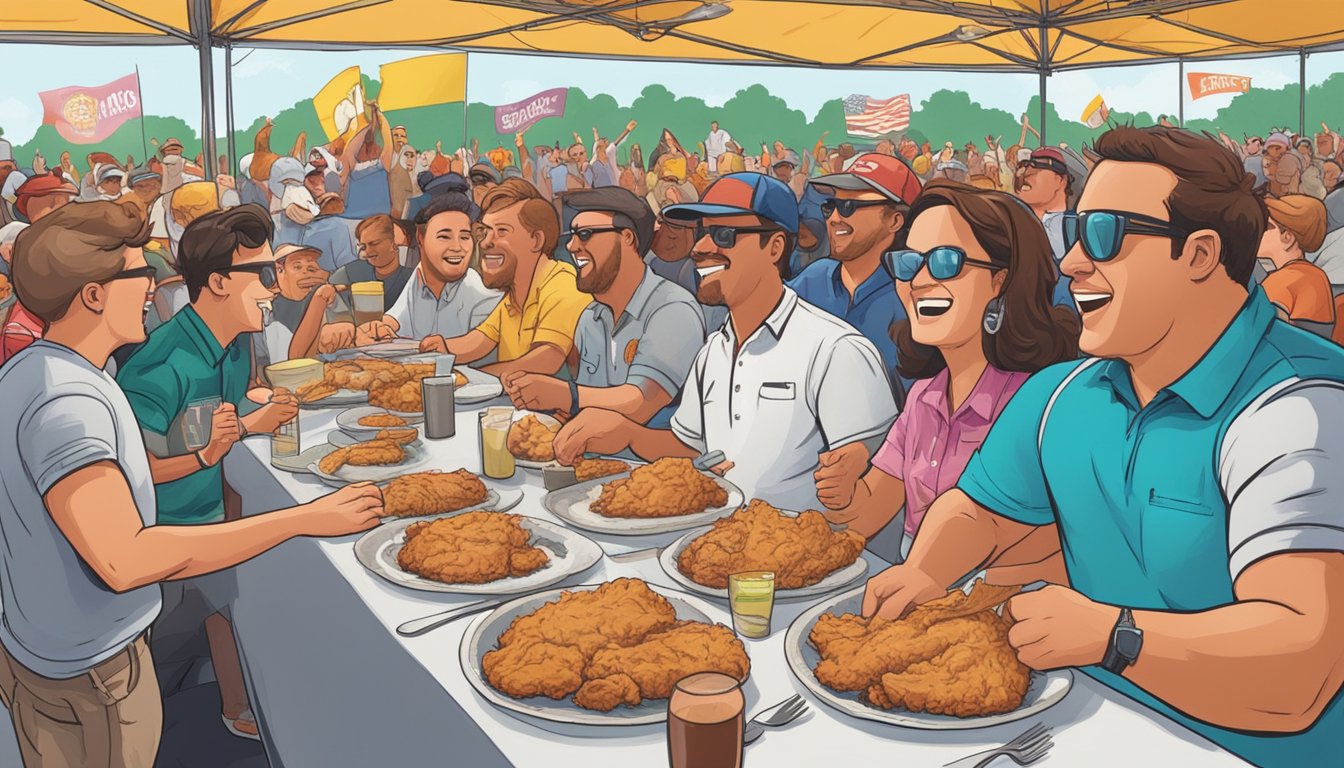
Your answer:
[2,0,1342,176]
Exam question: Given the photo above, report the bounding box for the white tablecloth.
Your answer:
[222,404,1249,768]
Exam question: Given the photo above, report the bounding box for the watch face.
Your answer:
[1116,628,1143,658]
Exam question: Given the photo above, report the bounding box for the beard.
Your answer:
[481,253,517,290]
[576,245,622,294]
[697,280,726,306]
[831,223,890,263]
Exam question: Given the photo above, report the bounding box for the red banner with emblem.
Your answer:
[38,73,143,144]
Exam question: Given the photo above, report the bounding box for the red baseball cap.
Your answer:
[15,172,77,219]
[810,153,922,206]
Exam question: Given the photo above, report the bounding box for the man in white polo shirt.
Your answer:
[554,172,898,511]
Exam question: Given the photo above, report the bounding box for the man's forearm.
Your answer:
[481,343,566,379]
[445,330,496,364]
[905,490,1036,586]
[129,509,307,587]
[578,382,670,424]
[627,425,699,463]
[148,451,207,485]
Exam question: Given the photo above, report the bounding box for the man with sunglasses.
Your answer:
[503,188,704,428]
[788,153,921,401]
[645,214,729,331]
[554,173,897,512]
[1015,146,1082,309]
[0,199,382,767]
[864,125,1344,768]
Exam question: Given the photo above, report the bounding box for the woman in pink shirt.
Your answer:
[817,180,1080,561]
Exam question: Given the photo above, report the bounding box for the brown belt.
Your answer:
[86,634,146,703]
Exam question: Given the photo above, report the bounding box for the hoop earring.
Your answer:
[982,297,1004,335]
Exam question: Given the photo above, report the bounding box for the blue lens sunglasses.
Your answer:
[1063,210,1189,262]
[882,246,1000,282]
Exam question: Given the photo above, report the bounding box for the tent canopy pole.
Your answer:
[225,42,237,177]
[1299,49,1306,138]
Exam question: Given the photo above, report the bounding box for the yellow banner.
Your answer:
[378,53,467,112]
[313,66,366,141]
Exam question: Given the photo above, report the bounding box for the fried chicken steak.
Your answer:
[482,578,749,711]
[573,457,628,482]
[678,500,866,589]
[295,359,459,410]
[590,458,727,519]
[397,511,548,584]
[357,412,408,428]
[507,414,558,462]
[316,429,418,475]
[809,581,1030,718]
[383,470,489,518]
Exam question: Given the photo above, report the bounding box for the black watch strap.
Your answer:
[1101,607,1143,675]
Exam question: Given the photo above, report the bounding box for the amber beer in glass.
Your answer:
[667,672,744,768]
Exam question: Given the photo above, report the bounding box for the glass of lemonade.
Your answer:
[667,671,744,768]
[350,281,385,328]
[479,407,516,479]
[269,387,301,459]
[728,571,776,639]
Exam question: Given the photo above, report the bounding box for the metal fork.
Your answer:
[607,546,661,563]
[943,723,1053,768]
[743,694,809,745]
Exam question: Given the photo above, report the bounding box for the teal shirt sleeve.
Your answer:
[956,363,1078,526]
[116,356,185,437]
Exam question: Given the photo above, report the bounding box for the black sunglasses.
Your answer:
[820,198,890,219]
[563,227,626,243]
[883,246,999,282]
[217,263,278,289]
[1062,210,1189,263]
[695,224,781,249]
[101,266,158,286]
[1017,158,1068,175]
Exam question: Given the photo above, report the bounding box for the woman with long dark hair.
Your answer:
[816,179,1079,560]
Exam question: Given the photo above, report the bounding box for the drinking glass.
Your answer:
[350,281,385,328]
[728,571,776,639]
[667,672,744,768]
[182,397,222,452]
[422,376,456,439]
[270,388,301,459]
[479,407,516,479]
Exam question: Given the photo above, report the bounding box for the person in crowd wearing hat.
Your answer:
[643,208,730,332]
[0,197,382,767]
[1257,195,1334,337]
[157,137,201,194]
[127,164,163,206]
[1264,131,1301,198]
[404,170,473,223]
[268,243,362,361]
[865,126,1344,768]
[502,187,705,428]
[554,172,898,512]
[416,180,589,378]
[788,152,921,402]
[116,205,306,742]
[469,160,502,207]
[94,164,128,201]
[1016,146,1077,308]
[339,103,396,220]
[768,148,812,201]
[15,171,77,224]
[270,169,358,273]
[0,221,26,277]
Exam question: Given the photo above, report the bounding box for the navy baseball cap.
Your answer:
[663,172,799,234]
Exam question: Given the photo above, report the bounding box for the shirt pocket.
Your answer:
[758,382,796,401]
[1146,489,1214,516]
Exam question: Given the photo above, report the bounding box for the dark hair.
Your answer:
[1093,125,1266,286]
[415,192,477,237]
[179,203,273,302]
[893,180,1080,380]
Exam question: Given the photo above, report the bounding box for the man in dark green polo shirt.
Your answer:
[117,203,298,740]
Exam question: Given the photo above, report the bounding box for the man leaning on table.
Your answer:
[0,197,383,768]
[863,126,1344,768]
[553,172,898,511]
[502,187,705,427]
[416,178,591,379]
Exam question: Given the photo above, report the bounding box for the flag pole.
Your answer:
[135,65,149,164]
[462,53,470,160]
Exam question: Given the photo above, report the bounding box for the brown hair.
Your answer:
[1264,194,1326,253]
[356,214,396,242]
[893,180,1080,380]
[12,198,152,324]
[480,178,560,256]
[1093,125,1266,286]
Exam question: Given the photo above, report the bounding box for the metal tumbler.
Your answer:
[422,376,456,439]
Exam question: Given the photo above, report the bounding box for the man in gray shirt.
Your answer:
[0,198,384,768]
[504,188,705,427]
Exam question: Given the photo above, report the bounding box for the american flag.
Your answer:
[843,94,911,138]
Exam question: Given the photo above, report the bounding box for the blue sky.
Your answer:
[0,44,1334,145]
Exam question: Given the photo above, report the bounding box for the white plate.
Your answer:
[307,442,435,486]
[542,471,744,536]
[328,428,423,451]
[460,583,734,726]
[269,443,337,474]
[354,514,602,595]
[335,406,425,437]
[320,341,423,360]
[783,585,1073,730]
[299,388,367,409]
[454,366,504,405]
[659,512,869,601]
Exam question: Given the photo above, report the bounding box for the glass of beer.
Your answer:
[667,672,744,768]
[350,281,385,327]
[728,571,776,639]
[479,407,515,479]
[270,389,301,459]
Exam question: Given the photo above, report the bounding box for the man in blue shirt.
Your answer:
[863,126,1344,768]
[788,153,922,401]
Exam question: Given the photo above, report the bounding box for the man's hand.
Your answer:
[861,563,947,620]
[311,284,341,310]
[419,334,448,354]
[318,322,357,353]
[357,320,397,344]
[553,409,635,466]
[814,442,868,510]
[200,403,242,466]
[293,482,384,537]
[246,396,299,435]
[626,120,638,132]
[1004,585,1119,670]
[502,372,569,413]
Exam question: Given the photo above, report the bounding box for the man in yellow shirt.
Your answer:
[421,179,591,378]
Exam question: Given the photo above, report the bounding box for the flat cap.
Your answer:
[565,186,655,254]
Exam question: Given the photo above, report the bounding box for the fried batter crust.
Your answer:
[397,511,548,584]
[590,458,727,518]
[383,470,489,518]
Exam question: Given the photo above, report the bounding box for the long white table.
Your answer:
[223,403,1249,767]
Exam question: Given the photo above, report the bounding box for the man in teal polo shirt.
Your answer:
[117,204,298,739]
[863,126,1343,768]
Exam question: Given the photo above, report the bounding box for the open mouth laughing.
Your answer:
[480,254,505,270]
[916,297,953,317]
[1073,291,1113,314]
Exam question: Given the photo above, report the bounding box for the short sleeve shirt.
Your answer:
[385,267,502,341]
[476,259,592,362]
[330,259,415,311]
[117,305,252,525]
[0,341,160,678]
[272,214,359,272]
[1261,260,1335,324]
[671,288,898,511]
[787,258,909,391]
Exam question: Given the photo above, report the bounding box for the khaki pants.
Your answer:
[0,636,161,768]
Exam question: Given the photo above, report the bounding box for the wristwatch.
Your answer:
[569,380,581,416]
[1101,607,1143,675]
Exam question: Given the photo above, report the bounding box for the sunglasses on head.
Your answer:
[1062,210,1189,263]
[820,198,891,219]
[563,226,625,242]
[883,246,999,282]
[216,263,278,289]
[695,224,782,250]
